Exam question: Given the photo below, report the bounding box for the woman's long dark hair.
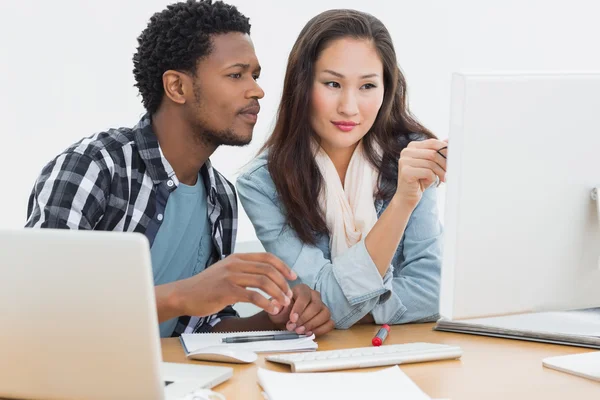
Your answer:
[261,9,435,245]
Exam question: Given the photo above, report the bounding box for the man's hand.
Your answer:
[158,253,297,322]
[266,302,293,330]
[268,284,334,337]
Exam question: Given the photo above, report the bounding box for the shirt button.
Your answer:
[157,214,163,221]
[166,180,174,187]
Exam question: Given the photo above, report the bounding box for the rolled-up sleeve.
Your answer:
[237,165,392,329]
[371,186,442,324]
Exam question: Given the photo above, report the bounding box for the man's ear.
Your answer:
[162,70,191,105]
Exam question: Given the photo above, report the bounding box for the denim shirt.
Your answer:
[237,152,442,329]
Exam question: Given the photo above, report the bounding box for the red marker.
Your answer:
[372,324,390,346]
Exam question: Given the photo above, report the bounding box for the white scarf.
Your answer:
[314,140,380,259]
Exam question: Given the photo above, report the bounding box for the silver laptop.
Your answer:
[0,228,232,400]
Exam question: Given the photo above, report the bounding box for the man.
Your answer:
[25,0,334,338]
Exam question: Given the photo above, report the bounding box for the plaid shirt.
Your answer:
[25,114,239,336]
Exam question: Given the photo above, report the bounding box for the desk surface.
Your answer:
[162,323,600,399]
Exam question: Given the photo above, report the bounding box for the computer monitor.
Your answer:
[440,72,600,320]
[0,229,232,400]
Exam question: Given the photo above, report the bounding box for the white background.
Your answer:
[1,0,599,244]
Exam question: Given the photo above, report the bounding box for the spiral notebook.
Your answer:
[180,330,318,356]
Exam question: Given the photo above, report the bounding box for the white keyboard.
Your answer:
[266,342,462,372]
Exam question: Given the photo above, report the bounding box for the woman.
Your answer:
[237,9,447,332]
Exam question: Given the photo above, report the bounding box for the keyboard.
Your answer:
[266,342,462,372]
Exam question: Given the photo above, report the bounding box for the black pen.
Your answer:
[221,333,307,344]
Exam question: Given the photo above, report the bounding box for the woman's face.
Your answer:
[310,37,385,155]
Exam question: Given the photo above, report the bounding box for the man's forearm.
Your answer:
[356,313,375,325]
[155,281,184,323]
[211,311,278,332]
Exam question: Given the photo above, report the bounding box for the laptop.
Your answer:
[0,228,232,400]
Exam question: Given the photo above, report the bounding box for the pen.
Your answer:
[222,333,307,344]
[372,324,390,346]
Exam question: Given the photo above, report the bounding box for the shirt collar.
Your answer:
[133,113,219,196]
[133,113,177,185]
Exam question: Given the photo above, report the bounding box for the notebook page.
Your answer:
[181,330,317,354]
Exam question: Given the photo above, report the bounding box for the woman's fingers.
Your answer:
[400,148,447,172]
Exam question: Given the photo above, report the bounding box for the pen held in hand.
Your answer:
[222,333,308,344]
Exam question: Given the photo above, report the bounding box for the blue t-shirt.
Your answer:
[150,175,214,337]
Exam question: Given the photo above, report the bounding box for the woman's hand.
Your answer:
[393,139,448,208]
[272,284,334,337]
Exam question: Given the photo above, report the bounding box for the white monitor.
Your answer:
[0,229,232,400]
[440,72,600,320]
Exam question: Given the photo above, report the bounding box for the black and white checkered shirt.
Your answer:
[25,113,239,336]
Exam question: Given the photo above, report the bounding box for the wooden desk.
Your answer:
[162,323,600,399]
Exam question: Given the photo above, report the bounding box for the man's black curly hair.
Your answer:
[133,0,251,114]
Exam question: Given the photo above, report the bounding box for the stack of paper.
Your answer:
[257,365,431,400]
[179,330,318,355]
[435,307,600,348]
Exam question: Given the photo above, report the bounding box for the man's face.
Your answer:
[186,32,264,147]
